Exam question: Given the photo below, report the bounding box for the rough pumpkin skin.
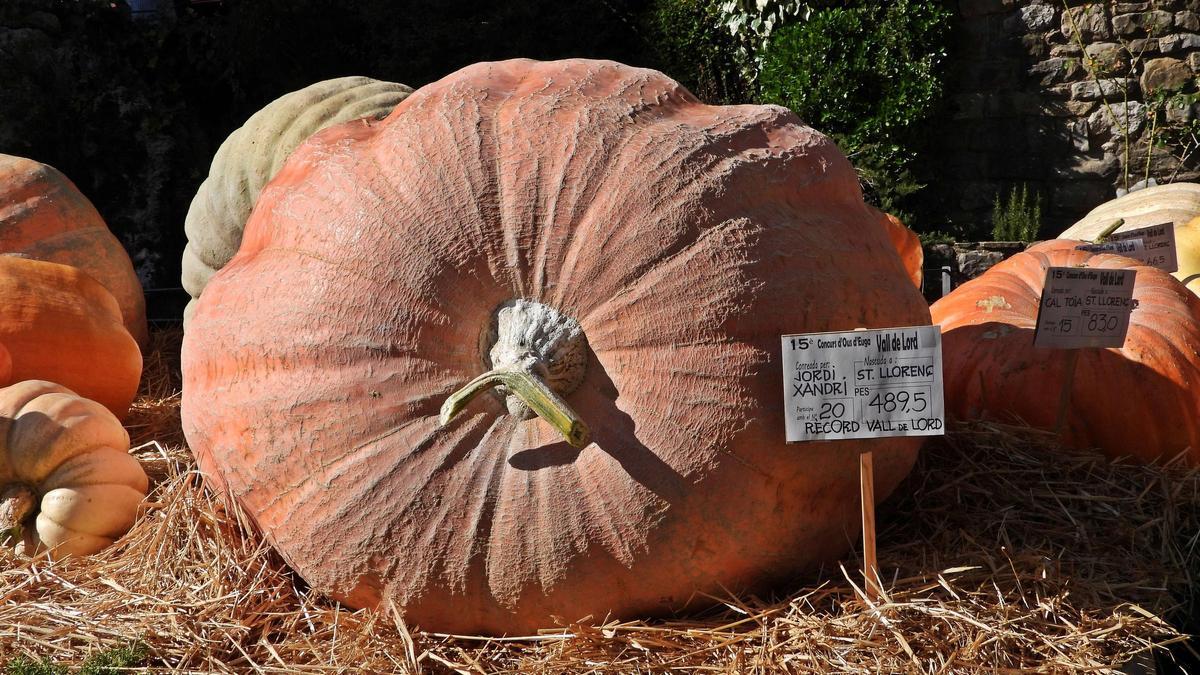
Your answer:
[0,381,149,557]
[182,58,931,635]
[0,343,11,385]
[0,257,142,419]
[0,153,148,348]
[932,239,1200,463]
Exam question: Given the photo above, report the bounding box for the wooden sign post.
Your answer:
[781,326,945,603]
[1043,219,1171,438]
[859,451,879,601]
[1033,262,1138,442]
[1053,349,1080,436]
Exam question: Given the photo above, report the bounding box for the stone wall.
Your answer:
[933,0,1200,238]
[923,242,1029,300]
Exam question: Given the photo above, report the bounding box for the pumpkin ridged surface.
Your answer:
[1056,184,1200,296]
[181,76,412,325]
[0,381,148,557]
[0,154,148,348]
[1059,183,1200,242]
[931,239,1200,463]
[0,257,141,418]
[182,59,931,635]
[0,344,10,386]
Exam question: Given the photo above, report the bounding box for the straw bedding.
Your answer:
[0,327,1195,673]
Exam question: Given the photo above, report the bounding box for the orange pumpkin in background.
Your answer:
[0,344,10,387]
[932,239,1200,464]
[0,256,141,418]
[182,59,930,635]
[873,208,923,289]
[0,154,148,348]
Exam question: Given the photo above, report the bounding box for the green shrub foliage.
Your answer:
[642,0,750,105]
[991,184,1043,242]
[756,0,951,222]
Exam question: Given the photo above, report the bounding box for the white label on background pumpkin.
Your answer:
[1075,222,1177,272]
[1033,267,1136,349]
[780,326,945,443]
[1075,238,1145,257]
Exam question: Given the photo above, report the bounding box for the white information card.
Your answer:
[781,326,945,442]
[1033,267,1137,349]
[1075,222,1177,272]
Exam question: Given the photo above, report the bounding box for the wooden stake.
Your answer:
[860,450,880,602]
[1054,349,1080,436]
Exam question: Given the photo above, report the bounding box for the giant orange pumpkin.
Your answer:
[0,256,141,418]
[932,239,1200,463]
[182,59,931,635]
[0,154,148,348]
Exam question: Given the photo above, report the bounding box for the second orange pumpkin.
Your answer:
[932,239,1200,464]
[0,154,148,348]
[0,257,141,418]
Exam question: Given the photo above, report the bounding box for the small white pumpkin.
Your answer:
[0,380,148,557]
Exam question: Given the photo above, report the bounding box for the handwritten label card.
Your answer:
[1076,222,1177,272]
[1033,267,1137,349]
[781,326,945,442]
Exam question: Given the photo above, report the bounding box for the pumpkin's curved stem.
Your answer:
[1094,218,1125,243]
[440,366,591,448]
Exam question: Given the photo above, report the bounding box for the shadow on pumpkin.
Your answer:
[507,344,688,504]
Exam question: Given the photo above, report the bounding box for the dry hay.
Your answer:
[0,327,1196,673]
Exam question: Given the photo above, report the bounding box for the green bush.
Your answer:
[991,184,1042,242]
[756,0,950,222]
[641,0,751,104]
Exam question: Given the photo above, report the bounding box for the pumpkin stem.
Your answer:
[440,363,591,448]
[1094,218,1125,243]
[0,483,35,544]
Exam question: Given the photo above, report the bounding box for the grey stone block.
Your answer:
[1084,42,1129,75]
[1062,4,1111,40]
[1087,100,1147,138]
[1006,4,1057,33]
[1112,10,1173,36]
[1028,57,1083,85]
[1070,78,1131,100]
[1140,57,1192,94]
[1157,33,1200,52]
